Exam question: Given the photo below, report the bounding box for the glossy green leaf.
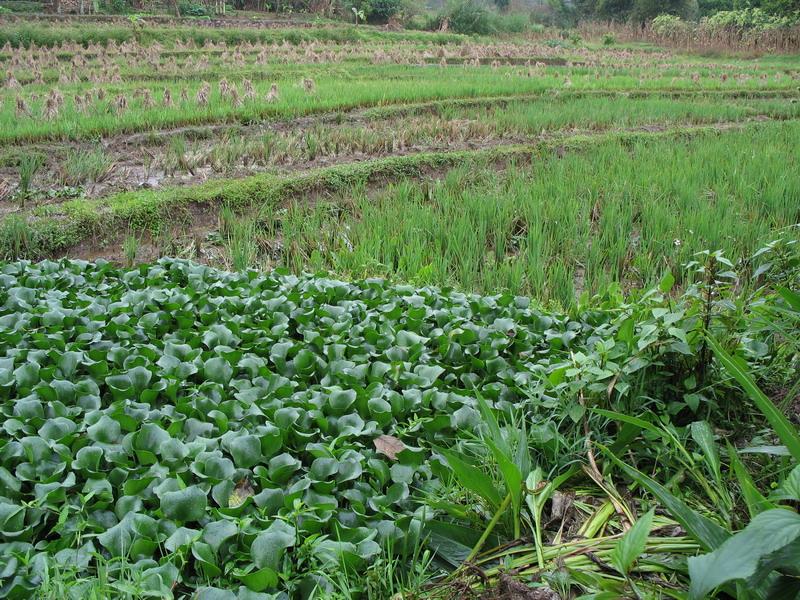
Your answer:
[688,509,800,599]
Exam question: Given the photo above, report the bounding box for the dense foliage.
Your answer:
[0,248,797,597]
[550,0,799,24]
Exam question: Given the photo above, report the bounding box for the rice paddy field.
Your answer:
[0,17,799,600]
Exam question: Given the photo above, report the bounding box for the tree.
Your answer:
[761,0,800,15]
[596,0,634,20]
[630,0,696,22]
[698,0,733,15]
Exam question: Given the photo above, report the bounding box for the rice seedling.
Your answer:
[225,216,258,270]
[58,147,113,186]
[16,152,43,206]
[305,130,319,160]
[164,136,195,175]
[0,213,31,258]
[122,233,139,267]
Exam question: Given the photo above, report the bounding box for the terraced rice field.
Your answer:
[0,18,799,600]
[1,25,798,307]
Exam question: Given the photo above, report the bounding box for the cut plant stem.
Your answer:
[466,492,512,564]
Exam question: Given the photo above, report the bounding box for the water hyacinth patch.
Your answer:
[0,257,792,597]
[0,259,570,596]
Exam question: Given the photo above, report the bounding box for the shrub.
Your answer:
[405,12,439,30]
[701,8,799,31]
[344,0,408,23]
[368,0,405,22]
[178,0,211,16]
[651,13,692,36]
[602,32,617,44]
[445,0,492,35]
[0,1,41,13]
[99,0,133,14]
[487,11,527,32]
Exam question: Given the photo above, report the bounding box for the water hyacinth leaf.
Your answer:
[38,417,77,441]
[195,587,237,600]
[230,435,263,469]
[328,388,356,412]
[73,446,103,472]
[140,562,180,595]
[0,503,25,538]
[250,520,296,570]
[204,357,234,385]
[98,518,132,557]
[236,567,279,593]
[161,486,208,522]
[389,463,415,484]
[336,457,363,483]
[203,519,239,553]
[413,365,445,387]
[87,415,121,443]
[253,488,284,515]
[310,457,338,480]
[165,527,199,552]
[268,453,301,484]
[13,363,40,389]
[193,542,224,578]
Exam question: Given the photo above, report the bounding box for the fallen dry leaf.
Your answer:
[373,434,405,461]
[0,178,11,202]
[228,478,255,508]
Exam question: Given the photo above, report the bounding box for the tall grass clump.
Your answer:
[122,234,139,267]
[222,212,258,271]
[59,147,113,186]
[0,214,32,259]
[17,152,44,206]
